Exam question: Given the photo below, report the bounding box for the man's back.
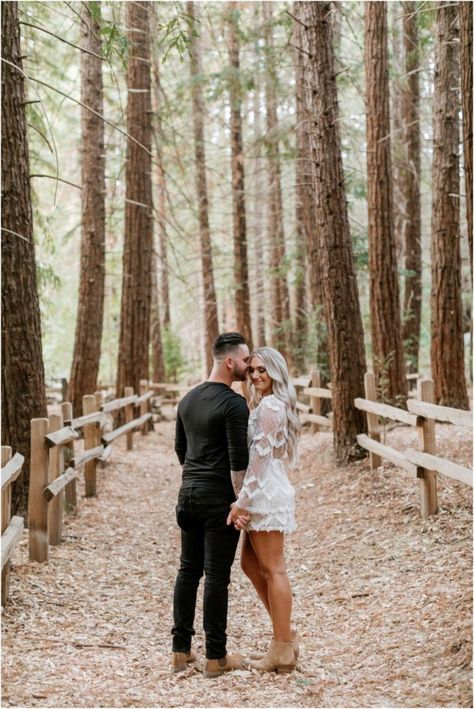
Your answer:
[175,382,249,491]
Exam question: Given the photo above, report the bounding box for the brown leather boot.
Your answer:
[249,640,295,673]
[250,630,299,662]
[203,653,244,678]
[171,649,197,673]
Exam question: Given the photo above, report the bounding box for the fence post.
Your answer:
[61,402,76,513]
[124,386,134,450]
[28,418,49,562]
[364,372,382,469]
[416,379,438,519]
[83,395,97,497]
[2,446,13,603]
[140,379,148,436]
[47,412,64,546]
[309,369,320,433]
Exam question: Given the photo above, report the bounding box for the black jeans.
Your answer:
[171,485,240,659]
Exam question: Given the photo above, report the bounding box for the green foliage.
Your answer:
[158,9,198,63]
[162,327,184,382]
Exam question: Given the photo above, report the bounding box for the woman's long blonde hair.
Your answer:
[248,347,301,463]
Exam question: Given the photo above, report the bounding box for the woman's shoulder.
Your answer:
[259,395,286,413]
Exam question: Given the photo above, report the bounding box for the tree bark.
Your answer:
[390,2,405,267]
[431,3,469,408]
[116,1,153,397]
[294,1,367,462]
[1,1,47,515]
[252,69,266,348]
[365,2,407,406]
[263,1,290,357]
[227,3,252,348]
[151,30,171,329]
[187,1,219,372]
[293,23,309,372]
[294,16,328,379]
[460,1,473,281]
[151,246,165,382]
[401,1,422,374]
[69,1,106,414]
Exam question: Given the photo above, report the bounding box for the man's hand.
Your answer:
[226,502,250,530]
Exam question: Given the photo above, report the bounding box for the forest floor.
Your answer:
[1,410,472,708]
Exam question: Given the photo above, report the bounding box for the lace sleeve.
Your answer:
[235,397,286,511]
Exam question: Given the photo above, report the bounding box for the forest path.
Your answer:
[2,417,472,708]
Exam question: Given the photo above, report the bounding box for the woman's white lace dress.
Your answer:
[236,394,296,533]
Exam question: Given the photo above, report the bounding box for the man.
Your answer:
[171,332,251,678]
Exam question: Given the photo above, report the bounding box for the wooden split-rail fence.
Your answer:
[355,373,472,519]
[1,379,154,604]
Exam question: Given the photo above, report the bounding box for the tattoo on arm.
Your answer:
[231,469,246,496]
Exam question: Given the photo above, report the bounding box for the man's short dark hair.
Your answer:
[212,332,247,360]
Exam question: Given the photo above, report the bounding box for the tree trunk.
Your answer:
[1,1,47,515]
[151,246,165,382]
[187,1,219,372]
[252,70,266,348]
[460,1,473,281]
[431,3,469,408]
[151,29,171,329]
[365,2,407,406]
[294,15,328,380]
[295,1,367,462]
[69,1,106,414]
[390,3,405,267]
[227,3,252,348]
[293,24,309,372]
[116,1,153,397]
[263,1,290,357]
[401,1,422,374]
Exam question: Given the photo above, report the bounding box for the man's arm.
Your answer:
[225,396,249,475]
[174,411,187,465]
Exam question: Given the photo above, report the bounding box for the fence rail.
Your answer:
[1,447,25,604]
[355,373,472,518]
[27,379,154,569]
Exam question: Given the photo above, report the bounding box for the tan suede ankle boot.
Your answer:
[203,653,244,678]
[250,630,299,662]
[249,640,295,673]
[171,649,197,673]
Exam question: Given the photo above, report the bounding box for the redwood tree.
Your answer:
[263,1,290,356]
[294,1,367,462]
[69,1,106,414]
[294,15,328,379]
[251,68,266,348]
[227,3,252,347]
[460,2,473,281]
[187,1,219,372]
[401,1,422,373]
[430,3,469,408]
[116,1,154,396]
[365,2,407,405]
[1,1,47,514]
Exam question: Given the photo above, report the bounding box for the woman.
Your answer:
[227,347,300,673]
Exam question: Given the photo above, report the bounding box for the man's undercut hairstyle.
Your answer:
[212,332,247,360]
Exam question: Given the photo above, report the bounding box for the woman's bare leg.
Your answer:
[240,531,271,615]
[248,531,292,642]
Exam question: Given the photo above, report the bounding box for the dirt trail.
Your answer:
[2,418,472,708]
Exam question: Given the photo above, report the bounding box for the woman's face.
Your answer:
[249,355,273,396]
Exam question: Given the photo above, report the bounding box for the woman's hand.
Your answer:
[227,502,250,530]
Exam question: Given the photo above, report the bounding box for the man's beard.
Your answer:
[232,364,248,382]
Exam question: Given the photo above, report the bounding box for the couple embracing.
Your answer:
[171,332,300,678]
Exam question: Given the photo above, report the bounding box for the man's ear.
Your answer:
[224,355,233,371]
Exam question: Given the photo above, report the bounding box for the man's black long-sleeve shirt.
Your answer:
[175,382,249,492]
